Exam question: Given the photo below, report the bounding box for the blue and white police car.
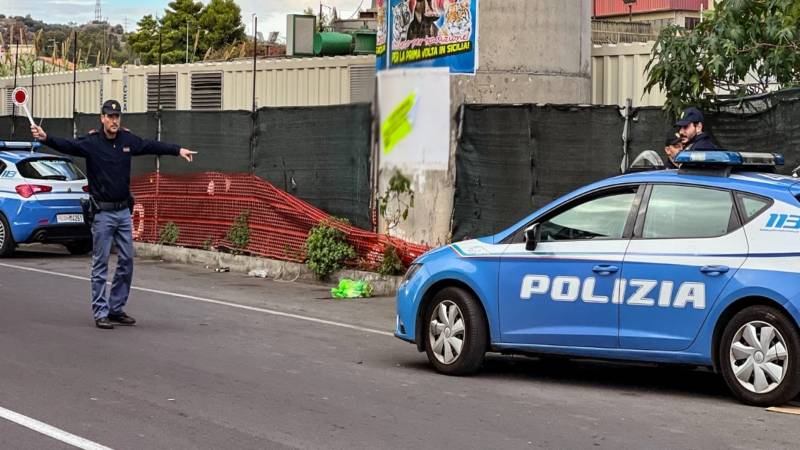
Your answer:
[396,151,800,406]
[0,141,91,257]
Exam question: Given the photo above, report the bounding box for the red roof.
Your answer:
[594,0,709,18]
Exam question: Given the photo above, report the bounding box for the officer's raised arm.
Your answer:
[30,124,87,157]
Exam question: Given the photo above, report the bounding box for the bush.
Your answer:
[377,245,406,276]
[226,211,251,254]
[158,221,180,245]
[305,219,357,280]
[378,170,415,231]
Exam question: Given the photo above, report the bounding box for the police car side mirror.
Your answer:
[524,224,540,252]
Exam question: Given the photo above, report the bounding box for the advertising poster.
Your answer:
[388,0,478,74]
[378,68,451,169]
[376,0,389,70]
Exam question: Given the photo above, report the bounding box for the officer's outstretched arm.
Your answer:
[31,124,87,157]
[133,136,181,157]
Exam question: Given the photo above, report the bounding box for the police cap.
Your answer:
[674,107,703,127]
[101,99,122,116]
[665,129,682,146]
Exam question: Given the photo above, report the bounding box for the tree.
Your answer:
[160,0,204,63]
[645,0,800,116]
[199,0,246,53]
[127,15,161,65]
[75,22,124,66]
[127,0,243,64]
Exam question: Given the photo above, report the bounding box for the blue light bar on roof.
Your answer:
[0,141,41,150]
[674,150,785,167]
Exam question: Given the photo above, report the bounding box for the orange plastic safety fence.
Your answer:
[130,172,430,269]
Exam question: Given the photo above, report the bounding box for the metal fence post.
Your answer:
[250,14,258,175]
[11,41,19,138]
[31,52,35,120]
[72,30,78,138]
[620,98,633,173]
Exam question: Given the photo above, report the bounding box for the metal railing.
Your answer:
[591,20,660,44]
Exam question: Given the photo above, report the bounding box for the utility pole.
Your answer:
[623,0,637,23]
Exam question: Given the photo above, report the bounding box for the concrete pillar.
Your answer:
[387,0,592,246]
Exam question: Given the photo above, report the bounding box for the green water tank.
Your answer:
[353,30,377,54]
[313,32,353,56]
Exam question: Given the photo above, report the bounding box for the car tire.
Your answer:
[719,305,800,406]
[0,213,16,257]
[65,239,93,255]
[424,286,487,375]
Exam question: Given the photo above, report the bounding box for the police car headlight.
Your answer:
[400,263,423,287]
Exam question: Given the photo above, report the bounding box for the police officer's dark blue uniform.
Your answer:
[675,107,717,150]
[31,99,195,329]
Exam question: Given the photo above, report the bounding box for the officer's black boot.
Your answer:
[95,317,115,329]
[108,312,136,326]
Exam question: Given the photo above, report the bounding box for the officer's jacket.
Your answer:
[684,132,716,151]
[45,128,179,202]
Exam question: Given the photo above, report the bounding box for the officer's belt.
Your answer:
[95,200,129,211]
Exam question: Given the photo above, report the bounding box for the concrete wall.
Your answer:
[452,0,592,105]
[385,0,593,246]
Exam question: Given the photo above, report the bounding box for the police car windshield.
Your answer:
[18,158,86,182]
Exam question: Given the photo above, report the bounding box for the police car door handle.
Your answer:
[700,265,730,275]
[592,265,619,275]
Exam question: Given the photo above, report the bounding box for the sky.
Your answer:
[0,0,370,40]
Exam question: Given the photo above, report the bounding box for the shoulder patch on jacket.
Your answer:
[88,129,98,135]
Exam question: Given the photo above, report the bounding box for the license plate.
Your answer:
[56,214,84,224]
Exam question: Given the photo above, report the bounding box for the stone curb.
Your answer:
[134,243,402,297]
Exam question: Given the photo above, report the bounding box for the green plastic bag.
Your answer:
[331,279,373,299]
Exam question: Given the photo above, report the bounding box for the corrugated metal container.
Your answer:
[591,42,665,107]
[594,0,707,17]
[0,55,376,117]
[0,67,122,117]
[131,55,376,111]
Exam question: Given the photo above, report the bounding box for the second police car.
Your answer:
[395,151,800,406]
[0,141,91,256]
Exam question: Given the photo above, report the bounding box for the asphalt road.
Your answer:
[1,246,798,450]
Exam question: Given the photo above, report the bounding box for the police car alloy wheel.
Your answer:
[0,214,16,257]
[429,300,464,365]
[720,306,800,406]
[424,287,487,375]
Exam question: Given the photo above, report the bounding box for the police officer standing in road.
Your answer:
[30,100,197,329]
[675,106,717,150]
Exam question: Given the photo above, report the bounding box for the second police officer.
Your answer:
[675,106,717,150]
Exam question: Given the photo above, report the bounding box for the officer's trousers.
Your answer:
[90,208,134,319]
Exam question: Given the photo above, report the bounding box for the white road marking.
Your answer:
[0,405,113,450]
[0,262,395,337]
